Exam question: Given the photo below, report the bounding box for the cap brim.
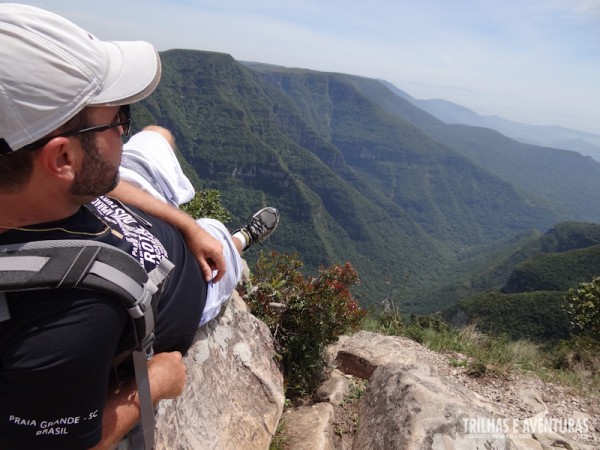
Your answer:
[91,40,161,106]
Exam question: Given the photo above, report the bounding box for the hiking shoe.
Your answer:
[235,207,280,251]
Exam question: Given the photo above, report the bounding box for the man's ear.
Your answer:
[37,137,79,182]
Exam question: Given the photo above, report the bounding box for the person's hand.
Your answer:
[109,181,227,282]
[181,224,226,283]
[148,351,186,400]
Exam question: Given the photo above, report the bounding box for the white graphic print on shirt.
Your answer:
[90,196,168,272]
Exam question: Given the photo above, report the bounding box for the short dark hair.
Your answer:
[0,109,89,193]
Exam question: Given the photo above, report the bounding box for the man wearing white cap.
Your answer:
[0,4,279,449]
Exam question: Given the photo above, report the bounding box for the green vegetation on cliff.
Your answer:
[135,49,600,321]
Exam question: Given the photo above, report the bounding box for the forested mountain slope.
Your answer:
[133,50,599,313]
[135,50,446,306]
[347,77,600,222]
[247,65,560,244]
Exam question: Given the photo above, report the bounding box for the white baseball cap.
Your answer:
[0,3,161,154]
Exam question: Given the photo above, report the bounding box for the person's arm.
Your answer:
[109,180,226,282]
[90,351,186,450]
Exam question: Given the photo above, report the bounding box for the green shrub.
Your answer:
[240,251,366,398]
[180,189,231,222]
[564,276,600,342]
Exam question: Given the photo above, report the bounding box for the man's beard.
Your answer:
[70,134,120,197]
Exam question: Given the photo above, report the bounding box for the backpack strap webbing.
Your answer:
[0,239,175,450]
[0,292,9,322]
[131,349,155,450]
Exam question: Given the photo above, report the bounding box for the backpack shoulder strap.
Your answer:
[0,239,174,345]
[0,239,149,308]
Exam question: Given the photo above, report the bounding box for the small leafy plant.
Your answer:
[240,251,366,398]
[340,382,366,407]
[180,189,231,223]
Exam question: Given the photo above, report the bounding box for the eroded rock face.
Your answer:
[119,291,284,450]
[117,317,599,449]
[155,293,284,450]
[282,403,336,450]
[334,330,417,379]
[352,362,515,450]
[283,331,600,449]
[335,332,598,450]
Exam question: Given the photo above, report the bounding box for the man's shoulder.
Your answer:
[0,288,129,344]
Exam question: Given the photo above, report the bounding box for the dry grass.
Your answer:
[363,313,599,396]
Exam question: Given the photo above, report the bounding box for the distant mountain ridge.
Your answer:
[135,50,600,313]
[380,80,600,161]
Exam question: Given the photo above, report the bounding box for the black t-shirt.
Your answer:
[0,196,207,449]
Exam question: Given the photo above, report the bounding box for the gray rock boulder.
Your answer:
[335,330,417,379]
[353,362,519,450]
[282,403,336,450]
[315,370,350,406]
[119,291,284,450]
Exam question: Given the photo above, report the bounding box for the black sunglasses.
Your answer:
[18,105,131,153]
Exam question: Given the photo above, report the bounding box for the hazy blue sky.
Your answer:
[32,0,600,134]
